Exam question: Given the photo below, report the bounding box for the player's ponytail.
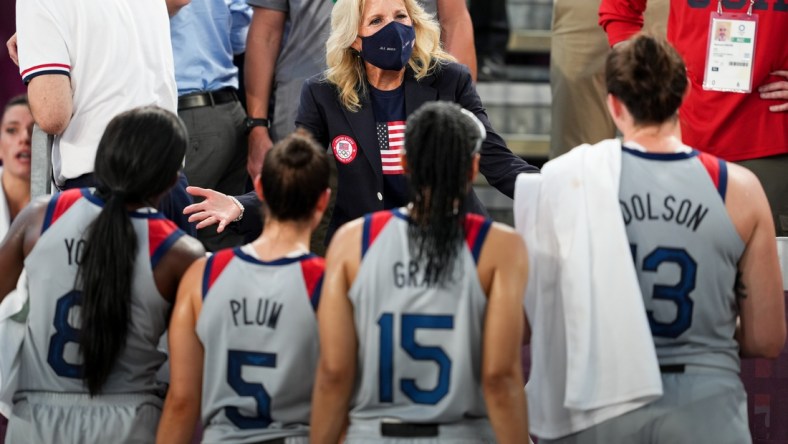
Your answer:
[404,101,485,285]
[76,107,187,396]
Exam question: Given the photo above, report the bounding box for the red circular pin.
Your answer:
[332,135,358,164]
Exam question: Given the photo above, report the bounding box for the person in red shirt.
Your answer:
[600,0,788,235]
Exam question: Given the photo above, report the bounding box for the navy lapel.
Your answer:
[404,68,438,118]
[340,91,382,175]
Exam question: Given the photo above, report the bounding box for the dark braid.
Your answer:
[77,106,187,396]
[405,102,484,285]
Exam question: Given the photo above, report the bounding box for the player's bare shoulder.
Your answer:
[723,161,771,243]
[476,221,528,285]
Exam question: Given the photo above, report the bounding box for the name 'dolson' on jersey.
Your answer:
[229,296,283,329]
[620,193,709,232]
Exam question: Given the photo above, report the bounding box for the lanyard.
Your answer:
[717,0,755,16]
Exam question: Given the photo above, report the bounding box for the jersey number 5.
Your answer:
[378,313,453,405]
[226,350,276,429]
[631,245,697,338]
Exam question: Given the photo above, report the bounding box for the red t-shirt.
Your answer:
[600,0,788,161]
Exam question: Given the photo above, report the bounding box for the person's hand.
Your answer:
[7,33,19,66]
[183,186,242,233]
[247,126,273,179]
[759,71,788,112]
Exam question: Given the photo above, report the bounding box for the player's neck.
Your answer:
[623,120,684,154]
[252,219,312,261]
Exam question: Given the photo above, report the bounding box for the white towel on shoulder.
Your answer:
[515,139,662,439]
[0,270,29,417]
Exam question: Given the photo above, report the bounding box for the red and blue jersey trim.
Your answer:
[464,213,493,264]
[361,211,395,258]
[697,151,728,202]
[41,189,84,235]
[621,147,728,202]
[21,63,71,85]
[300,256,326,312]
[202,249,236,299]
[149,218,184,269]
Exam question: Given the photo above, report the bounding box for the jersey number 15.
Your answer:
[377,313,454,405]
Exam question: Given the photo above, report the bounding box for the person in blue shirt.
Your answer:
[170,0,251,251]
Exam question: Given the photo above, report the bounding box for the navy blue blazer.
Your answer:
[295,61,539,243]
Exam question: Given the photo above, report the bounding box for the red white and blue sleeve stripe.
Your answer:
[20,63,71,85]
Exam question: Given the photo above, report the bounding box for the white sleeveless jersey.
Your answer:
[19,188,183,395]
[196,247,324,443]
[619,148,745,373]
[348,209,493,424]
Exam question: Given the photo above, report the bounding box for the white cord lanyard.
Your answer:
[717,0,755,16]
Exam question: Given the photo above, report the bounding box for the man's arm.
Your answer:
[598,0,648,46]
[156,259,206,444]
[27,74,72,135]
[310,221,361,444]
[436,0,477,81]
[478,225,529,443]
[726,163,786,358]
[245,6,287,178]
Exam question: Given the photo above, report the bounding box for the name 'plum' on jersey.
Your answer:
[197,247,324,443]
[619,147,745,373]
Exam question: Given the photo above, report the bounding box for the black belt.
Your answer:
[659,364,685,373]
[178,87,238,110]
[254,438,286,444]
[381,422,439,438]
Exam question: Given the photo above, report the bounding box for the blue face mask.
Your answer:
[360,21,416,71]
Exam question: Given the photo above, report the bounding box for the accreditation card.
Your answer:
[702,12,758,93]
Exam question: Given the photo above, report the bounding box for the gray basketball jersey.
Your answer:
[18,188,181,395]
[619,148,745,373]
[348,209,492,425]
[196,247,324,443]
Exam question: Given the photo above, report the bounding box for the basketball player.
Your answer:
[156,131,330,444]
[311,102,529,443]
[537,35,786,443]
[0,106,205,443]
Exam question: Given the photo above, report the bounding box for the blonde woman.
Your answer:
[293,0,537,244]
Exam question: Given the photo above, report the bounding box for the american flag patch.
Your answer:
[377,120,405,175]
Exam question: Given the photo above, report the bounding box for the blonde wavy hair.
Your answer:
[325,0,456,112]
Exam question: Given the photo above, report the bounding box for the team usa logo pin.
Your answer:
[332,135,358,164]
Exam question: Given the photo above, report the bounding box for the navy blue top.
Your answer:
[370,84,409,209]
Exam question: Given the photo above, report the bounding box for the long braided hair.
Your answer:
[76,106,187,396]
[404,101,486,285]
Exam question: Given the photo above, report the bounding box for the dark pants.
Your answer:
[178,100,248,251]
[61,171,195,236]
[469,0,510,74]
[1,413,7,444]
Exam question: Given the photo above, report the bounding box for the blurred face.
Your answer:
[0,104,34,181]
[352,0,412,50]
